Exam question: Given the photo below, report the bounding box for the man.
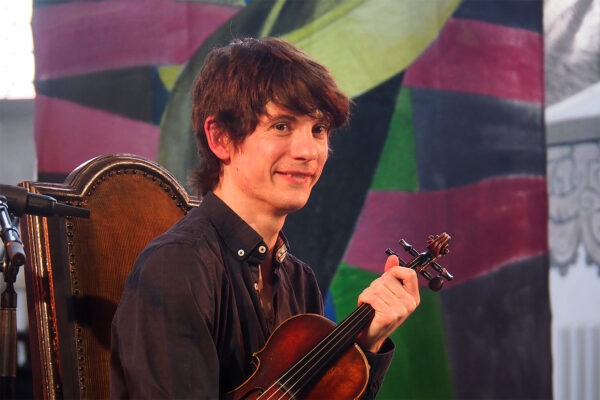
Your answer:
[111,37,420,399]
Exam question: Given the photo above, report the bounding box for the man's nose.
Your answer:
[290,128,319,160]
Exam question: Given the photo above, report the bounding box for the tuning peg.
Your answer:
[428,276,444,292]
[385,248,407,266]
[386,235,454,292]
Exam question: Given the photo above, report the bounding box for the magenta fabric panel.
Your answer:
[32,0,240,80]
[35,95,159,174]
[343,176,548,286]
[404,18,543,102]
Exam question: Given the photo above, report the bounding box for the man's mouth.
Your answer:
[277,171,313,183]
[284,172,310,178]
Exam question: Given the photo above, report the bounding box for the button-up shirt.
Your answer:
[111,192,393,399]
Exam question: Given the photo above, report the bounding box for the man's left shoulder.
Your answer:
[279,252,319,288]
[281,252,313,273]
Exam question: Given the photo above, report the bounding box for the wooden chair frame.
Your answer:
[20,154,199,399]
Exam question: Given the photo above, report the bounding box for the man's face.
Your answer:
[220,102,330,218]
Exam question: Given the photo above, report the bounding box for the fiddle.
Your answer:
[225,233,454,400]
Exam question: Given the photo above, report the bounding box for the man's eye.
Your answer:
[312,125,327,135]
[274,123,288,131]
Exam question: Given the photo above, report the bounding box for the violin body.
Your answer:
[225,313,368,400]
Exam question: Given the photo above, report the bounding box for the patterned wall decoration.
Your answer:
[545,1,600,396]
[548,142,600,273]
[545,0,600,274]
[32,0,550,398]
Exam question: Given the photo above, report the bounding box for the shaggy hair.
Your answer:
[190,37,351,195]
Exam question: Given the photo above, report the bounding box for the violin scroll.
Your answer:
[427,233,450,257]
[385,232,454,292]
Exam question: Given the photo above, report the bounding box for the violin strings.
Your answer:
[259,304,375,399]
[283,305,374,398]
[259,306,369,400]
[283,306,373,398]
[259,307,368,400]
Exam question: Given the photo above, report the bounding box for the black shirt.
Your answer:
[111,192,393,399]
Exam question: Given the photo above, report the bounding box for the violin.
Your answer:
[225,233,454,400]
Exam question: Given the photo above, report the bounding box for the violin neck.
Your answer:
[327,303,376,351]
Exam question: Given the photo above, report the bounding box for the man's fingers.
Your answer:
[384,254,400,272]
[388,266,420,304]
[358,267,420,309]
[355,263,423,352]
[384,257,419,299]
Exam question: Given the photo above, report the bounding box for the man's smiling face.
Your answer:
[221,102,330,217]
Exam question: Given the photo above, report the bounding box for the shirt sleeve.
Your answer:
[360,338,395,400]
[110,242,220,399]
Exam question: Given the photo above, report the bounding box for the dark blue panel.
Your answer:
[271,1,345,36]
[453,0,543,33]
[440,255,552,399]
[411,88,544,191]
[151,67,170,126]
[323,289,338,323]
[35,67,155,124]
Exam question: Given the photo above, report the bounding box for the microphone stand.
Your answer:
[0,187,90,398]
[0,196,26,399]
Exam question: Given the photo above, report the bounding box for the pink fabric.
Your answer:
[405,18,543,103]
[33,0,241,80]
[35,95,159,174]
[343,177,548,286]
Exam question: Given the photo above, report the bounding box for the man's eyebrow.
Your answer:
[262,112,329,126]
[263,113,298,123]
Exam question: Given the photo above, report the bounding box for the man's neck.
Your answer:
[212,187,284,251]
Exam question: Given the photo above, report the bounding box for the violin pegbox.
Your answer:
[385,232,454,292]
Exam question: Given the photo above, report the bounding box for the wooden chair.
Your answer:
[19,154,199,399]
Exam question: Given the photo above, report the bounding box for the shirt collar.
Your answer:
[273,235,289,264]
[201,192,288,264]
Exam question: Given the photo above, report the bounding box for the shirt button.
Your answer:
[238,249,245,257]
[258,245,267,254]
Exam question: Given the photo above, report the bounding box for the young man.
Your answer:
[111,37,420,399]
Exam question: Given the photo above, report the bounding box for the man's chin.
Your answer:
[276,196,310,215]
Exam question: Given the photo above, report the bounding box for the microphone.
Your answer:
[0,184,90,218]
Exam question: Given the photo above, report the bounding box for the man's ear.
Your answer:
[205,116,231,162]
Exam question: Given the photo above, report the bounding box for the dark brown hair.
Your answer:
[191,37,351,195]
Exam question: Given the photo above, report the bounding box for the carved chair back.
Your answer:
[20,154,199,399]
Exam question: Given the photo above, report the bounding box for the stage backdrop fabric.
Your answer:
[32,0,550,398]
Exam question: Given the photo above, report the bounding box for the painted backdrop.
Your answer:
[32,0,550,398]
